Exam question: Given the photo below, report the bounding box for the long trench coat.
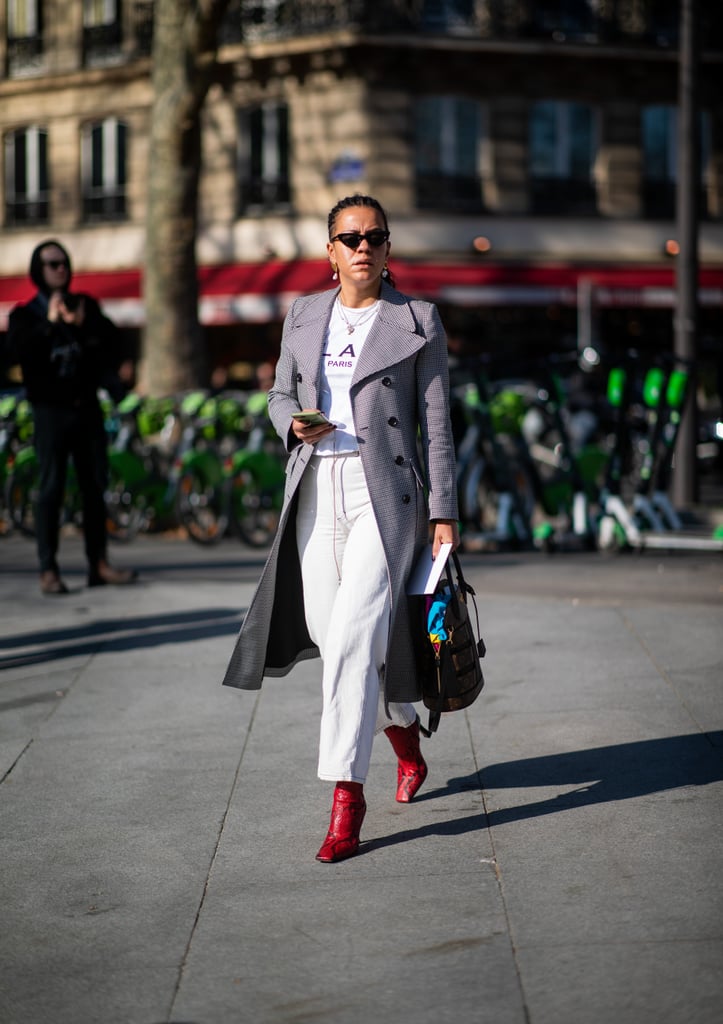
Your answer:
[221,281,458,705]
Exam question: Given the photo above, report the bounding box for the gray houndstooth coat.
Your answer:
[221,281,458,704]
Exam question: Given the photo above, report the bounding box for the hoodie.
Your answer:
[29,238,73,294]
[5,241,126,406]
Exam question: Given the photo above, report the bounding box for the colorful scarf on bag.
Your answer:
[426,589,452,648]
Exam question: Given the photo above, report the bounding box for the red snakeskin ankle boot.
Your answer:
[384,716,428,803]
[316,783,366,863]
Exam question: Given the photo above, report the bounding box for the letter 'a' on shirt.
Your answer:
[314,301,379,456]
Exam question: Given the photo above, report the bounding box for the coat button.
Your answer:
[402,494,411,504]
[395,455,404,465]
[296,373,303,382]
[382,377,392,386]
[388,416,398,427]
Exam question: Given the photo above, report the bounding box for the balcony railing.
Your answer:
[415,172,486,214]
[6,34,44,77]
[642,179,676,219]
[642,180,710,221]
[530,176,597,215]
[218,0,723,49]
[83,21,123,66]
[221,0,365,44]
[133,1,154,56]
[5,196,50,226]
[83,189,127,222]
[238,177,291,213]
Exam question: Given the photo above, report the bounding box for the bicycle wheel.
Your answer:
[228,467,280,547]
[0,473,13,537]
[176,468,228,545]
[105,482,145,542]
[6,461,38,537]
[475,458,536,540]
[0,501,14,537]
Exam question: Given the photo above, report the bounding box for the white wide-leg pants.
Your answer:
[296,454,417,783]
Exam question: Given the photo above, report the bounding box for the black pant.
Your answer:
[33,402,108,573]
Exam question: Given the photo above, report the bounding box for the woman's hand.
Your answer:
[431,519,460,558]
[291,410,337,445]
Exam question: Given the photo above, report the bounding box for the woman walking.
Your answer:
[222,194,459,861]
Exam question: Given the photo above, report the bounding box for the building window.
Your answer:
[642,105,711,219]
[237,104,290,212]
[420,1,476,34]
[239,1,287,40]
[414,95,486,212]
[83,0,122,65]
[81,117,127,221]
[7,0,43,76]
[4,126,49,225]
[528,1,601,40]
[235,0,357,39]
[529,100,597,214]
[132,1,154,55]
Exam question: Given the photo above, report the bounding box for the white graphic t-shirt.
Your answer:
[315,298,380,456]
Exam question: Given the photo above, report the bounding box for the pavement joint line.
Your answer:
[0,737,33,784]
[467,710,533,1024]
[167,685,264,1020]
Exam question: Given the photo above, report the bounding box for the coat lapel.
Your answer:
[289,289,336,397]
[288,283,426,394]
[352,282,425,387]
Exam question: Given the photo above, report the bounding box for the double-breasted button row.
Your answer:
[382,377,392,387]
[388,416,398,427]
[402,495,411,504]
[394,455,404,465]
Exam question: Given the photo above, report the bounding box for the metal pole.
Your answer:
[577,276,593,353]
[673,0,700,508]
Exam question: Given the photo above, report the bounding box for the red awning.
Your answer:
[1,259,721,329]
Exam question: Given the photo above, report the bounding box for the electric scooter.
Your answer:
[521,353,603,552]
[451,357,535,552]
[598,353,723,552]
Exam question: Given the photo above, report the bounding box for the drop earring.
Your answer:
[331,263,338,281]
[382,263,389,279]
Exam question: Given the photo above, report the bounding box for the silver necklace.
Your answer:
[336,296,379,335]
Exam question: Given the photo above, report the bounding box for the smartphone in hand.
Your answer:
[291,410,332,427]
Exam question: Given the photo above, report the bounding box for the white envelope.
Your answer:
[406,542,453,595]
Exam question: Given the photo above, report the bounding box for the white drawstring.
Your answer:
[313,429,360,583]
[331,455,342,582]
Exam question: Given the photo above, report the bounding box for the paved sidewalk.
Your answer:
[1,535,722,1024]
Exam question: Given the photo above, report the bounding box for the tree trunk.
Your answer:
[142,0,232,395]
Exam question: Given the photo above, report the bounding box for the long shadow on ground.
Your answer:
[0,607,244,670]
[365,731,723,851]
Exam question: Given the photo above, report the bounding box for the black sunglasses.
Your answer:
[330,230,390,249]
[42,259,68,269]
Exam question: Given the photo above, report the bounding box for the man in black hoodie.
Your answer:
[7,239,136,594]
